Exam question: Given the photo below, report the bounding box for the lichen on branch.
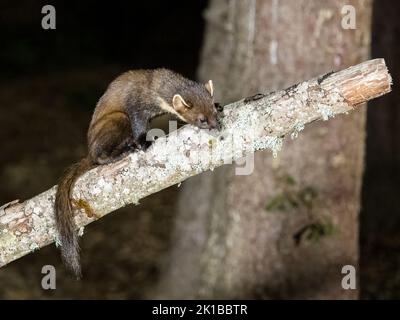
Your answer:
[0,58,392,268]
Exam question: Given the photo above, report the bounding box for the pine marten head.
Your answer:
[172,80,219,130]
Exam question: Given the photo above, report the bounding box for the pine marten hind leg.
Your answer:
[89,113,136,165]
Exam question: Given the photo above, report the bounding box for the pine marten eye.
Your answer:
[198,115,208,124]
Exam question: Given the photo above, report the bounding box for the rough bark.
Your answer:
[0,58,390,269]
[158,0,373,299]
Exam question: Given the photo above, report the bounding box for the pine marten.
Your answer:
[55,68,219,278]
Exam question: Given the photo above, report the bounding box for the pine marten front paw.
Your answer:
[137,134,153,151]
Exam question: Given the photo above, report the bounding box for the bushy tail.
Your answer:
[55,157,93,278]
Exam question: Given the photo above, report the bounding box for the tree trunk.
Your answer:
[156,0,372,299]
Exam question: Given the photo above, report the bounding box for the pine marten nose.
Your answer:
[209,119,220,130]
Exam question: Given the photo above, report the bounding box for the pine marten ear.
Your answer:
[205,80,214,96]
[172,94,191,112]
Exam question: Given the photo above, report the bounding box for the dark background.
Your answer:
[0,0,399,299]
[361,0,400,298]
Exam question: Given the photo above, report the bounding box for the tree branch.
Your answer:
[0,58,392,268]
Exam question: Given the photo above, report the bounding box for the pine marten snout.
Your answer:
[55,68,219,277]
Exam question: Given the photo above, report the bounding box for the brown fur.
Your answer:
[55,69,218,277]
[55,157,92,278]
